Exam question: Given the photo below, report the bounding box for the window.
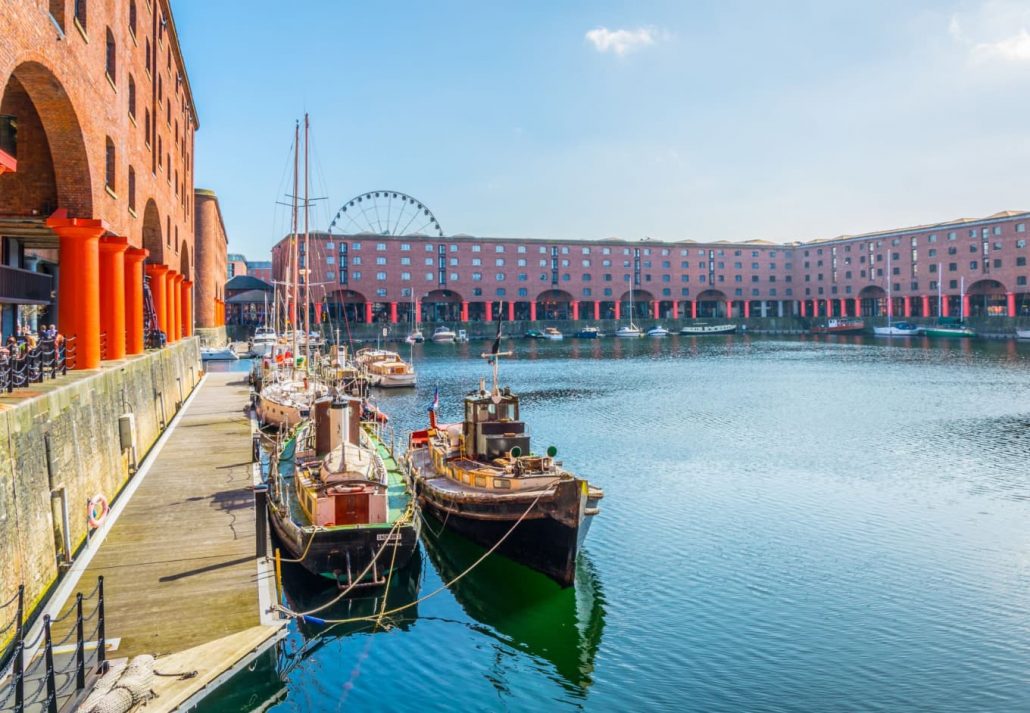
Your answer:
[400,257,411,266]
[127,166,135,211]
[1019,276,1028,286]
[518,246,527,254]
[425,273,433,281]
[74,0,86,31]
[128,76,136,118]
[496,245,505,253]
[471,245,481,252]
[497,273,506,281]
[376,257,386,265]
[376,272,387,280]
[326,242,334,250]
[400,243,410,251]
[1017,223,1026,233]
[450,272,458,281]
[497,288,506,296]
[326,256,335,265]
[401,272,411,281]
[376,243,386,251]
[472,273,483,281]
[376,288,387,297]
[104,137,116,191]
[128,0,136,36]
[424,258,433,266]
[582,259,591,268]
[424,244,433,252]
[450,244,458,252]
[471,258,481,266]
[518,288,528,297]
[105,28,116,81]
[449,257,458,266]
[496,258,505,266]
[994,226,1001,235]
[326,271,335,280]
[969,261,978,270]
[352,256,362,265]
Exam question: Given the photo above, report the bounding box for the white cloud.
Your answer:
[949,6,1030,63]
[585,26,661,56]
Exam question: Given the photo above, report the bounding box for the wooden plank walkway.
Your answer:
[65,371,267,659]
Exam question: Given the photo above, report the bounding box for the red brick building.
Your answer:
[0,0,225,365]
[272,210,1030,324]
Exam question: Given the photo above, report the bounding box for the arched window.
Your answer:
[73,0,86,31]
[128,166,136,212]
[145,38,151,73]
[144,108,151,146]
[105,28,116,81]
[128,75,136,118]
[105,137,115,191]
[128,0,137,36]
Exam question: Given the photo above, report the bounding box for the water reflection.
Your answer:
[420,518,606,697]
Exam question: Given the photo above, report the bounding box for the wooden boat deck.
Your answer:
[57,371,282,666]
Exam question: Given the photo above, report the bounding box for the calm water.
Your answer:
[204,335,1030,712]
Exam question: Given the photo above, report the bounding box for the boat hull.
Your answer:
[923,328,976,338]
[680,324,736,335]
[372,373,417,388]
[269,505,419,585]
[1017,329,1030,341]
[257,392,307,430]
[872,327,921,336]
[410,474,593,588]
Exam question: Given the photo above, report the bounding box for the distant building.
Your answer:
[246,260,272,283]
[227,253,248,279]
[271,210,1030,323]
[225,274,272,327]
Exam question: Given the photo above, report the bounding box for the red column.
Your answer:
[460,300,469,322]
[165,271,178,342]
[124,248,148,355]
[507,301,515,321]
[182,280,193,337]
[691,300,697,319]
[838,298,846,317]
[314,302,322,325]
[485,302,493,322]
[146,264,169,337]
[744,301,751,319]
[800,300,807,317]
[389,301,398,323]
[725,301,733,318]
[98,236,128,360]
[415,299,421,323]
[671,301,679,319]
[364,302,373,323]
[962,294,970,319]
[824,299,832,317]
[922,294,930,317]
[1007,291,1016,318]
[530,301,538,321]
[571,300,579,321]
[887,294,894,318]
[942,296,950,317]
[593,301,600,320]
[173,273,184,341]
[613,301,620,321]
[46,214,107,370]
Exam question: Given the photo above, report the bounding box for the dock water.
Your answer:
[56,371,283,711]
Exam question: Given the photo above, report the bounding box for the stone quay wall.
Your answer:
[0,338,202,628]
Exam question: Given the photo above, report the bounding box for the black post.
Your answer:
[254,484,268,559]
[74,593,85,691]
[13,640,24,713]
[15,584,23,641]
[96,577,105,668]
[43,615,56,713]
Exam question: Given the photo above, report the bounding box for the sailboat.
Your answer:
[614,285,642,338]
[874,252,920,336]
[405,292,424,343]
[924,273,976,338]
[257,115,328,429]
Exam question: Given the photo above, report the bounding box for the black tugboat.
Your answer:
[405,334,603,587]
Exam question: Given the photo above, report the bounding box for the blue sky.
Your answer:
[173,0,1030,259]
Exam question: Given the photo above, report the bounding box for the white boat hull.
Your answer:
[1017,329,1030,341]
[372,373,417,388]
[431,335,456,343]
[201,347,238,361]
[680,324,736,335]
[873,326,921,336]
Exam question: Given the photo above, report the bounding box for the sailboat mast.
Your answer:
[887,252,892,327]
[303,113,311,367]
[291,120,300,361]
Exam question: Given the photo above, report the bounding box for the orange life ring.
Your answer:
[87,494,109,529]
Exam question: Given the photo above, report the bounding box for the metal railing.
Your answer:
[0,337,75,394]
[0,577,106,713]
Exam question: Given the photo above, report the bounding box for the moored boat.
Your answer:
[249,325,278,358]
[646,326,670,337]
[542,327,564,340]
[923,320,977,338]
[431,326,457,343]
[405,330,425,344]
[356,348,416,389]
[200,345,238,361]
[811,318,865,335]
[679,323,736,335]
[614,324,642,338]
[525,329,545,339]
[572,326,601,339]
[1017,329,1030,341]
[268,396,419,587]
[405,341,603,587]
[873,322,922,336]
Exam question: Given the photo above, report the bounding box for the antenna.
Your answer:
[480,317,511,402]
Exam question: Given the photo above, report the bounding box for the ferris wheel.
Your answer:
[327,190,444,237]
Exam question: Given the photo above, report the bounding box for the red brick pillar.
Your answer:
[389,301,398,323]
[571,301,579,321]
[507,301,515,321]
[98,236,128,360]
[851,298,860,317]
[1007,291,1016,318]
[744,301,751,319]
[800,300,807,317]
[962,294,970,319]
[460,301,469,322]
[942,296,950,317]
[691,300,697,319]
[903,296,911,318]
[671,301,679,319]
[146,264,169,337]
[613,301,620,321]
[173,273,184,341]
[530,301,537,321]
[485,302,493,322]
[314,302,322,325]
[165,271,179,342]
[593,301,600,320]
[364,302,373,324]
[922,294,930,317]
[725,301,733,319]
[46,215,107,370]
[124,248,148,355]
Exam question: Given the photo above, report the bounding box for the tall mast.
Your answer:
[291,120,300,361]
[886,251,892,328]
[937,262,942,317]
[303,113,311,367]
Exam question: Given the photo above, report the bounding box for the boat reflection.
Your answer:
[421,519,606,695]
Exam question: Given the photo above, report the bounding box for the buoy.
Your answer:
[87,494,109,529]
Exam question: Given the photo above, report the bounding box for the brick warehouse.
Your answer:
[0,0,226,368]
[272,210,1030,326]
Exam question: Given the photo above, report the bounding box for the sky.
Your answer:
[173,0,1030,259]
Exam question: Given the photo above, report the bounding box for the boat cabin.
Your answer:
[462,386,531,462]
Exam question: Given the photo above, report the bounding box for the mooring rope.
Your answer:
[277,489,545,626]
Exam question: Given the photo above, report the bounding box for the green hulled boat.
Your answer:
[923,318,977,339]
[267,396,418,586]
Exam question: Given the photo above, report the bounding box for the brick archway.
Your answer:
[142,199,163,264]
[0,61,93,218]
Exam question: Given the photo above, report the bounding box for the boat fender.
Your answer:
[87,494,109,529]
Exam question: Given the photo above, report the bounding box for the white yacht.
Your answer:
[431,326,457,343]
[646,326,670,337]
[614,324,642,338]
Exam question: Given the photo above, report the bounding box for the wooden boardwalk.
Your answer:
[64,371,279,664]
